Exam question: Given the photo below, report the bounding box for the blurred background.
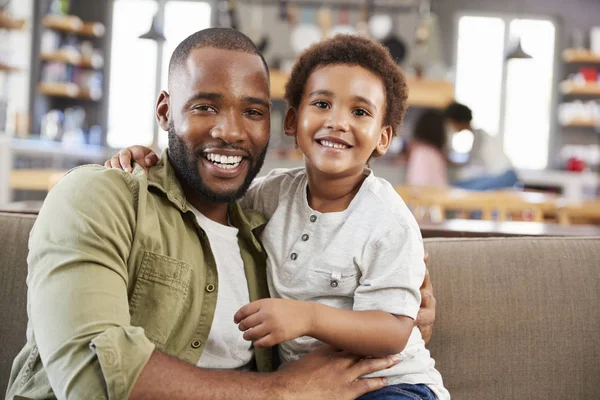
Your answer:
[1,0,599,229]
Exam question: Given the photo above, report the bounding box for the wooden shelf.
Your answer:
[41,14,105,38]
[38,82,102,100]
[406,77,455,109]
[0,61,21,73]
[0,12,26,30]
[270,70,455,109]
[561,81,600,96]
[10,169,66,191]
[562,49,600,64]
[41,50,104,69]
[561,118,600,128]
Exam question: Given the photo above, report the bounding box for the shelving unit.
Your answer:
[560,118,600,128]
[560,81,600,96]
[562,49,600,64]
[0,62,21,73]
[0,12,26,30]
[41,50,104,69]
[28,0,112,142]
[41,14,105,38]
[38,82,101,101]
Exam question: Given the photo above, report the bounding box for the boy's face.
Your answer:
[285,64,392,178]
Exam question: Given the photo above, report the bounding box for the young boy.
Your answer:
[108,35,449,399]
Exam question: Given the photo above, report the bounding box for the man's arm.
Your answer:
[130,346,400,400]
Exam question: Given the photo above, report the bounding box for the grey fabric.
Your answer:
[0,212,36,396]
[2,211,599,399]
[425,236,600,400]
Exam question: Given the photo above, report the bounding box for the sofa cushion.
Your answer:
[424,236,600,400]
[0,212,36,395]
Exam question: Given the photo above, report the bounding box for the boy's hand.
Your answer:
[104,145,159,175]
[234,298,314,348]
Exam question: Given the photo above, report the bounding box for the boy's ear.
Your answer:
[156,90,170,131]
[284,107,298,137]
[374,125,393,156]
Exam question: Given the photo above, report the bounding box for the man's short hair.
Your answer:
[168,28,269,85]
[284,34,408,136]
[444,102,473,123]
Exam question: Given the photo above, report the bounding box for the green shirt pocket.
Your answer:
[129,251,192,347]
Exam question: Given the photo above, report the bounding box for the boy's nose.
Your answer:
[325,113,350,132]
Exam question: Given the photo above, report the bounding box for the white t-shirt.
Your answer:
[189,206,254,370]
[241,168,449,400]
[472,129,513,176]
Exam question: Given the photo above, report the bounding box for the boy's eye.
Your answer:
[312,101,330,109]
[353,108,370,117]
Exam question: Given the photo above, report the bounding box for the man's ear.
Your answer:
[284,107,298,137]
[374,125,393,156]
[156,90,170,131]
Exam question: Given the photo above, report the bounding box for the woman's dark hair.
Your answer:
[413,109,447,151]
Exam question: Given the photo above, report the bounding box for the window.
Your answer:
[455,14,557,170]
[108,0,211,149]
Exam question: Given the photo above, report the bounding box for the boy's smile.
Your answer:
[286,64,392,179]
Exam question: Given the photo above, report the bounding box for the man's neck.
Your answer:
[305,166,366,213]
[182,186,229,226]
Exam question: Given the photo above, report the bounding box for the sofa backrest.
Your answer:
[1,211,599,399]
[424,236,600,399]
[0,212,36,395]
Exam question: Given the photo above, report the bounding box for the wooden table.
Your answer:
[420,219,600,238]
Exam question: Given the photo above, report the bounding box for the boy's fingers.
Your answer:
[233,301,261,323]
[237,313,263,331]
[242,324,270,342]
[254,334,276,348]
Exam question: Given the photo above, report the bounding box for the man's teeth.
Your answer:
[320,140,349,149]
[205,153,243,168]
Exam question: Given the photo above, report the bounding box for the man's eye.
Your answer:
[194,105,216,112]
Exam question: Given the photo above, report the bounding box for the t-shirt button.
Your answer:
[191,340,202,349]
[301,234,309,241]
[205,283,216,293]
[330,280,339,288]
[290,253,298,260]
[309,215,317,222]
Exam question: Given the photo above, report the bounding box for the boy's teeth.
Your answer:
[320,140,348,149]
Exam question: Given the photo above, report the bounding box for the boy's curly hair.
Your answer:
[284,34,408,136]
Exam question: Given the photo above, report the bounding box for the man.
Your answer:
[7,28,434,399]
[445,102,519,190]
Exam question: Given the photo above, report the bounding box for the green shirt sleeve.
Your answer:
[27,165,155,399]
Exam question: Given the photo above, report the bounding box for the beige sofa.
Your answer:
[1,211,599,399]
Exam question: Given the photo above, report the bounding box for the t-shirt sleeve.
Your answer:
[238,168,290,218]
[353,224,425,320]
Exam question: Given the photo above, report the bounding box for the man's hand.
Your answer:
[277,345,401,400]
[104,145,159,175]
[416,250,436,344]
[234,298,313,348]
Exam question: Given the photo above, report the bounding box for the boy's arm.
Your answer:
[236,224,425,357]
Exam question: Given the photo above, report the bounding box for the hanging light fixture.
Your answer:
[505,37,533,60]
[139,3,166,43]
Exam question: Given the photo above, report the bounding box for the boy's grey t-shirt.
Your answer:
[240,167,448,399]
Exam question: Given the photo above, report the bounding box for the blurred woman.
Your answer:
[405,110,448,186]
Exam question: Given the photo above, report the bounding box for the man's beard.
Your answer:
[167,122,268,203]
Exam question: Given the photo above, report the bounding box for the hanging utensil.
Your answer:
[290,6,321,54]
[249,3,269,52]
[329,6,358,37]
